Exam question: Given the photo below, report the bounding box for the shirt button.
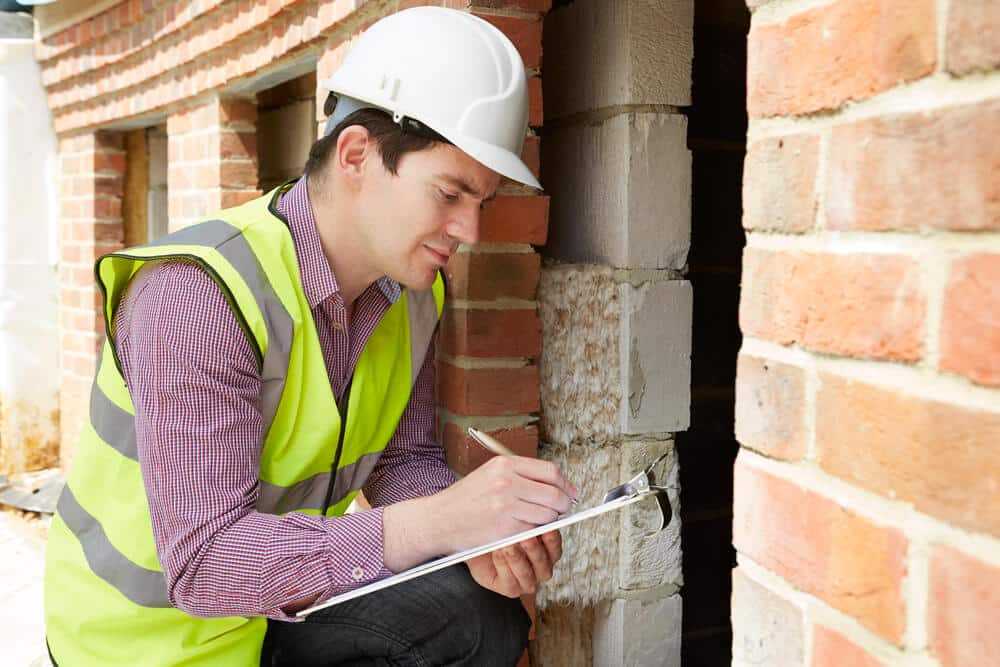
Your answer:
[333,322,344,331]
[351,566,365,581]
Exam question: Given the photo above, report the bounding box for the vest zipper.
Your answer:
[321,379,353,515]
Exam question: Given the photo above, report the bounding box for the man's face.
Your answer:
[356,142,501,290]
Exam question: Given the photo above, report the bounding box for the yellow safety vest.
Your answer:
[44,183,445,666]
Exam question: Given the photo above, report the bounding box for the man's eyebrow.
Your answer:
[437,174,495,201]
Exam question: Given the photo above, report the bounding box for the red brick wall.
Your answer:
[41,0,549,478]
[736,0,1000,664]
[57,131,126,463]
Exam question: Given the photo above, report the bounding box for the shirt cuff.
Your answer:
[317,506,394,602]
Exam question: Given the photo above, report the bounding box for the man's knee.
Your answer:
[431,567,531,666]
[448,568,531,665]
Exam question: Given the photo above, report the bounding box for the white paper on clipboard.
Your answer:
[296,489,656,617]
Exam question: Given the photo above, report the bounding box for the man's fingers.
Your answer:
[492,550,524,598]
[539,530,562,564]
[518,537,554,583]
[509,457,579,502]
[511,501,561,526]
[499,545,537,593]
[512,477,574,516]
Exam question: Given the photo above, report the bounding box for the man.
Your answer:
[45,7,576,666]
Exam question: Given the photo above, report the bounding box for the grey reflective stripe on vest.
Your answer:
[406,287,439,386]
[257,450,383,514]
[142,220,292,437]
[90,342,139,461]
[57,486,171,608]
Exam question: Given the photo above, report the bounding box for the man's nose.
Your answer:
[448,205,481,246]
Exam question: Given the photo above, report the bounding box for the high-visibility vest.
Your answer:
[44,183,445,666]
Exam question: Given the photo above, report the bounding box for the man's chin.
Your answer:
[395,269,438,292]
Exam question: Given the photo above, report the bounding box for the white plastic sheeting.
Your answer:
[0,37,60,473]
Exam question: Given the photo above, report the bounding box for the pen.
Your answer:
[467,427,578,507]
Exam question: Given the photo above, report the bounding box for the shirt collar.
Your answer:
[275,178,401,308]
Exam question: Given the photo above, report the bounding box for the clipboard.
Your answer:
[296,454,672,618]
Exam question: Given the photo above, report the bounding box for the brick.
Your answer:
[183,135,209,161]
[929,546,1000,667]
[826,101,1000,231]
[528,76,543,128]
[477,15,542,70]
[218,160,259,188]
[442,423,538,476]
[479,195,548,245]
[440,308,542,359]
[438,362,539,415]
[946,0,1000,75]
[94,132,125,151]
[445,252,540,301]
[812,626,884,667]
[747,0,936,117]
[94,196,123,220]
[733,458,907,643]
[742,134,818,233]
[94,152,126,174]
[459,0,552,11]
[219,130,257,160]
[521,135,540,179]
[734,353,807,460]
[219,189,261,209]
[816,372,1000,537]
[940,254,1000,387]
[732,568,804,666]
[740,249,925,361]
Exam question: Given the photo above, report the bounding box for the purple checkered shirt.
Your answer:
[114,178,455,621]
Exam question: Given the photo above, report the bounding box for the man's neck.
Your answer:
[306,176,380,307]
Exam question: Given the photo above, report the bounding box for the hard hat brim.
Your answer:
[444,131,542,190]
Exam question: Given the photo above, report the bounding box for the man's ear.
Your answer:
[334,125,372,185]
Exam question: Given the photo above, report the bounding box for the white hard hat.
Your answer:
[318,7,539,189]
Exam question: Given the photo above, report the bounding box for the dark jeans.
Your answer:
[262,565,531,667]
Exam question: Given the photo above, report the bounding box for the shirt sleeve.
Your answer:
[362,339,457,507]
[115,261,392,621]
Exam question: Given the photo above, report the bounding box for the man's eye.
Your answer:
[440,190,460,202]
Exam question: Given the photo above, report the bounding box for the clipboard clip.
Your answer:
[601,451,673,532]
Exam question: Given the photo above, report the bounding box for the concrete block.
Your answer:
[732,568,805,666]
[539,265,692,445]
[619,440,683,591]
[542,113,691,271]
[544,0,693,117]
[593,594,683,667]
[620,278,692,434]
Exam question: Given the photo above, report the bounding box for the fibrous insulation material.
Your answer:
[538,264,621,447]
[537,440,683,608]
[537,444,622,607]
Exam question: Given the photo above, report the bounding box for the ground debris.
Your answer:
[0,468,63,514]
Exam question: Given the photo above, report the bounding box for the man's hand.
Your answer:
[466,531,563,597]
[383,456,576,573]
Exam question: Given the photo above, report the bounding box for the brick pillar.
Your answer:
[167,96,259,231]
[735,0,1000,665]
[434,0,546,499]
[57,131,126,466]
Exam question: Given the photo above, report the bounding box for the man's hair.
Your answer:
[304,104,439,180]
